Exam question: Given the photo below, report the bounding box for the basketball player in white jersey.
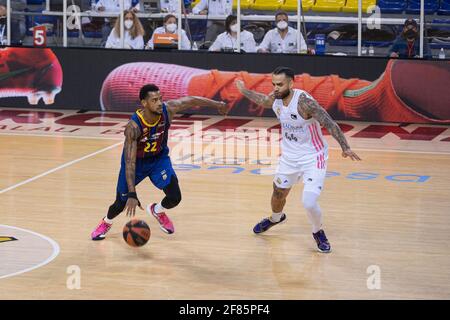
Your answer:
[236,66,361,253]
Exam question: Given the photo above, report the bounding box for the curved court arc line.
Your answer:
[0,225,60,280]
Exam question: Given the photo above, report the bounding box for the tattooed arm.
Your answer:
[123,120,143,216]
[298,93,361,161]
[235,80,274,109]
[166,96,228,121]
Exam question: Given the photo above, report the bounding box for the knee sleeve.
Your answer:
[302,191,321,213]
[302,191,323,233]
[107,193,127,220]
[162,176,182,209]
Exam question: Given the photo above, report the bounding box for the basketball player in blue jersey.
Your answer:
[91,84,228,240]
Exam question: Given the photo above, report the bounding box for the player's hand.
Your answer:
[342,149,361,161]
[235,80,246,93]
[216,101,228,115]
[125,198,144,217]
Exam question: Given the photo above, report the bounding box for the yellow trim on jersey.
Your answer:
[136,110,161,127]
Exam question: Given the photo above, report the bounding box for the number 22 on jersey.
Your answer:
[144,141,157,153]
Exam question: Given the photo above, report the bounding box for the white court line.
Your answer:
[1,132,449,155]
[0,132,123,141]
[0,225,60,280]
[0,141,124,195]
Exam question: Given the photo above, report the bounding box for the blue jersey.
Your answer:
[129,104,171,159]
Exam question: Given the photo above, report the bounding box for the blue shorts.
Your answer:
[117,150,176,202]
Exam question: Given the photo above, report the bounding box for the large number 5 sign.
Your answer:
[33,25,47,47]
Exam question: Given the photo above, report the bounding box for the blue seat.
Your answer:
[406,0,439,14]
[67,31,80,38]
[83,31,103,38]
[438,0,450,15]
[24,9,58,36]
[430,42,450,49]
[429,18,450,48]
[378,0,407,13]
[431,18,450,30]
[186,20,207,42]
[362,40,394,47]
[26,0,45,5]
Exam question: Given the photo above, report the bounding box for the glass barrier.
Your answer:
[0,0,447,59]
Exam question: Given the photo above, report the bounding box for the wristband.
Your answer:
[127,192,138,199]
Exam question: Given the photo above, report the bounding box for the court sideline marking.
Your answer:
[1,132,449,155]
[0,141,124,195]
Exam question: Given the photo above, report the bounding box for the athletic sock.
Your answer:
[270,212,283,223]
[154,202,167,214]
[103,216,113,224]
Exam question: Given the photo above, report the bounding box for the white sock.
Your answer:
[103,216,113,224]
[270,212,283,223]
[302,191,323,234]
[154,202,167,214]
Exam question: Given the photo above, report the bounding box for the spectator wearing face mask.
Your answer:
[389,19,431,59]
[209,14,256,53]
[146,14,191,50]
[257,11,308,54]
[160,0,179,13]
[94,0,141,46]
[105,10,145,49]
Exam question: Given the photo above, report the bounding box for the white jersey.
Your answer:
[272,89,328,162]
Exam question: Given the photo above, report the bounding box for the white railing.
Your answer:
[3,0,430,57]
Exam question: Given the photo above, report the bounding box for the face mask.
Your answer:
[230,24,238,33]
[124,20,133,30]
[166,23,177,33]
[404,29,417,40]
[277,21,288,30]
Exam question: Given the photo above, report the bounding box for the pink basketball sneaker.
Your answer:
[91,218,112,241]
[147,203,174,234]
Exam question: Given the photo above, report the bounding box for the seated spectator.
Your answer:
[160,0,178,13]
[146,14,191,50]
[192,0,232,42]
[105,9,144,49]
[192,0,232,15]
[257,11,308,54]
[209,15,256,53]
[94,0,141,46]
[388,18,431,59]
[0,0,26,45]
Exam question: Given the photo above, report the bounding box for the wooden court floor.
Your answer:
[0,114,449,300]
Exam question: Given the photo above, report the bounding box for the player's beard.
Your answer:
[275,89,291,99]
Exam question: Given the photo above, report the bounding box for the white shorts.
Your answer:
[273,154,328,195]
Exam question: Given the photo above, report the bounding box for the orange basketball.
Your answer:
[123,219,151,247]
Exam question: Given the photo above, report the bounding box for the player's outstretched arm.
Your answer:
[123,121,143,216]
[298,93,362,161]
[235,80,274,109]
[166,96,228,119]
